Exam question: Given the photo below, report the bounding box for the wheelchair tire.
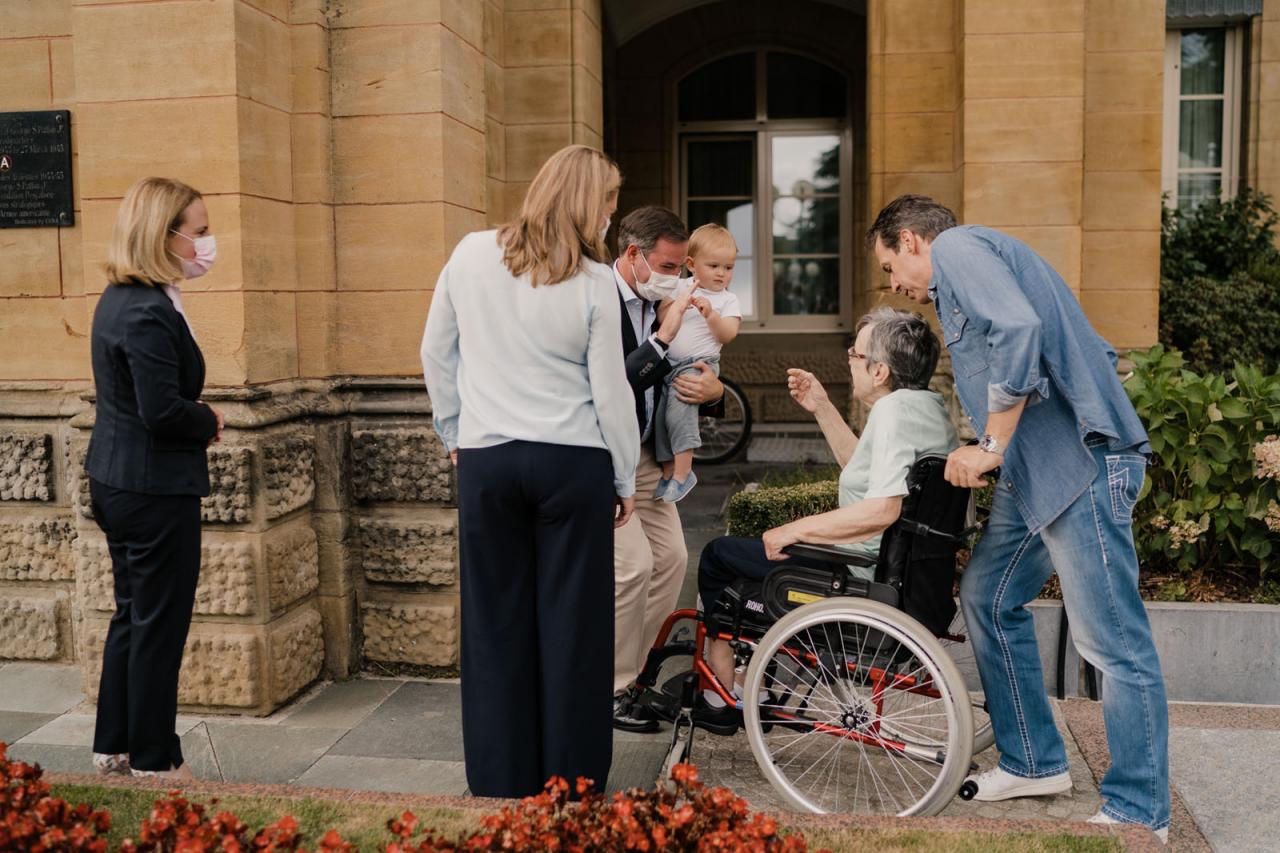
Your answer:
[693,377,752,464]
[879,607,996,755]
[742,597,974,817]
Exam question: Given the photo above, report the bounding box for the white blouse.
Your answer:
[421,230,640,497]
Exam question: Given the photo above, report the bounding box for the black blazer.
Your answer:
[618,290,671,433]
[85,280,218,496]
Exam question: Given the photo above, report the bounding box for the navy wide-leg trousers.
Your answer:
[456,441,616,798]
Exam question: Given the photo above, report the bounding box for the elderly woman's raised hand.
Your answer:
[787,368,829,414]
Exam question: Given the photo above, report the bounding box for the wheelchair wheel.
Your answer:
[878,607,995,755]
[742,598,973,817]
[693,377,751,464]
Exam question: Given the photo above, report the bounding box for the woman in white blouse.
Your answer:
[421,145,639,798]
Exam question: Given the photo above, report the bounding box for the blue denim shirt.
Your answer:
[929,226,1149,533]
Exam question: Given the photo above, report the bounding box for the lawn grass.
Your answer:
[51,783,478,850]
[51,783,1123,853]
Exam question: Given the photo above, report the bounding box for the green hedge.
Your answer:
[1160,189,1280,374]
[726,480,838,538]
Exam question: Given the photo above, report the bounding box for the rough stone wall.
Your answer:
[0,414,79,667]
[0,594,63,660]
[348,409,459,669]
[0,518,76,582]
[361,601,458,667]
[357,516,457,587]
[0,433,54,502]
[351,428,453,504]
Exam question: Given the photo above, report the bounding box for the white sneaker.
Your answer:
[963,766,1072,801]
[92,752,130,776]
[1088,810,1168,844]
[130,763,194,780]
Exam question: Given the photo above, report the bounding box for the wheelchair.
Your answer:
[624,453,997,817]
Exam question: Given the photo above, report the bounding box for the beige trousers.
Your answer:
[613,445,689,693]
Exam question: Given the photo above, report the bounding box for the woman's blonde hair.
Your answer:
[105,177,202,286]
[498,145,621,286]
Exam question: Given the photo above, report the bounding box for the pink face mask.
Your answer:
[169,231,217,279]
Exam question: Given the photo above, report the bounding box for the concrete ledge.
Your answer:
[1027,599,1280,705]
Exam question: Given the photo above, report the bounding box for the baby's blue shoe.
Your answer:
[654,477,674,500]
[663,472,698,503]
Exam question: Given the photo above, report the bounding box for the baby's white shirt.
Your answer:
[667,287,742,361]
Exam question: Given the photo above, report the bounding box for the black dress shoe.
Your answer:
[691,698,740,736]
[613,693,660,733]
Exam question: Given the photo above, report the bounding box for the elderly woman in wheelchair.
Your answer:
[628,307,994,816]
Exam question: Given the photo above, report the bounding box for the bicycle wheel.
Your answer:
[742,598,973,817]
[694,377,752,464]
[878,606,995,754]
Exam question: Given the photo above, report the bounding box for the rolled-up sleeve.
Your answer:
[587,279,640,497]
[421,261,461,452]
[939,239,1049,413]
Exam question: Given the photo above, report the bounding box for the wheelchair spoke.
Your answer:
[744,603,973,817]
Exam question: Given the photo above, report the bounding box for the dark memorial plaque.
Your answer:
[0,110,74,228]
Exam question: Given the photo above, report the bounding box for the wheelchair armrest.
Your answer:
[782,543,877,567]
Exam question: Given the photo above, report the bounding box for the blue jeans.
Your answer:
[959,439,1169,830]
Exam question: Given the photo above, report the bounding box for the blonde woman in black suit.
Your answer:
[85,177,224,779]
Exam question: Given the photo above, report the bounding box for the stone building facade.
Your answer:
[1,0,1277,713]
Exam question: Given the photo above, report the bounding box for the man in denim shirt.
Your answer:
[868,195,1169,842]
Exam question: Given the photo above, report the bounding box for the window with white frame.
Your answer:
[675,50,851,332]
[1162,27,1244,210]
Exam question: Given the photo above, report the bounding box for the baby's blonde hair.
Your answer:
[687,222,737,258]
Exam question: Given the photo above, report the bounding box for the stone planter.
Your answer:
[1027,599,1280,705]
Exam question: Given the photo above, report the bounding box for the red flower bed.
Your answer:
[2,741,820,852]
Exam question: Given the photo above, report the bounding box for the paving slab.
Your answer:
[1169,726,1280,853]
[182,723,222,781]
[605,737,669,793]
[0,664,85,714]
[18,712,204,747]
[281,679,401,730]
[204,722,347,784]
[296,754,468,795]
[328,682,461,762]
[6,742,96,774]
[0,711,57,747]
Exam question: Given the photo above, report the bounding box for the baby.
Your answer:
[654,223,743,501]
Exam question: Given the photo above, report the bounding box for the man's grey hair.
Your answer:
[617,206,689,254]
[855,307,941,392]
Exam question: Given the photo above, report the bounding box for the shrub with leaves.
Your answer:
[1124,345,1280,587]
[2,745,820,853]
[385,765,813,853]
[118,794,354,853]
[1159,189,1280,374]
[726,480,838,538]
[1,742,110,852]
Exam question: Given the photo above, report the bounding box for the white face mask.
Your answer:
[169,230,217,279]
[632,250,682,302]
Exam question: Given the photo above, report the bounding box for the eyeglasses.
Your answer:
[847,347,869,362]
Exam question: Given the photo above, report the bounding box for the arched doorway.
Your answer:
[605,0,867,423]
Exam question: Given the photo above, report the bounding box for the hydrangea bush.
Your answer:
[1124,345,1280,593]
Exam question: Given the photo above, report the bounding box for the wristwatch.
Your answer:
[977,434,1003,455]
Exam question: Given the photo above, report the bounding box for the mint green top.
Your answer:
[835,389,959,576]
